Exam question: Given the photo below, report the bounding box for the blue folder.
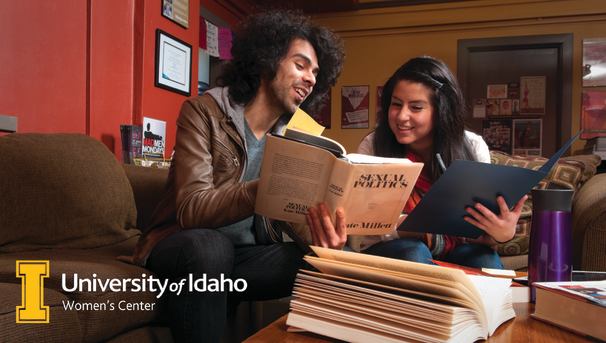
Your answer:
[397,132,580,238]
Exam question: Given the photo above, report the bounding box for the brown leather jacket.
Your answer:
[131,88,288,265]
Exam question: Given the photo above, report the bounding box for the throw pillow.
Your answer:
[490,151,600,256]
[0,134,140,252]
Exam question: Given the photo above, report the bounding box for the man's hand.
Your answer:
[306,203,347,250]
[464,195,527,244]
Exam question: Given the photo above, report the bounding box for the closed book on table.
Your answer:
[533,281,606,341]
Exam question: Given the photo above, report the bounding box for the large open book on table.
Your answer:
[255,129,423,235]
[286,246,515,342]
[398,132,581,238]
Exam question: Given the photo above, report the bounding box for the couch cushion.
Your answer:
[490,152,601,256]
[0,236,165,343]
[122,164,168,232]
[0,133,140,253]
[0,282,83,342]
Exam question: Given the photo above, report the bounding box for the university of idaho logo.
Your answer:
[16,260,50,323]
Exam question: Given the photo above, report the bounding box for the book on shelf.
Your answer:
[119,124,142,164]
[286,246,515,343]
[532,280,606,341]
[254,128,423,236]
[398,131,581,238]
[142,117,166,159]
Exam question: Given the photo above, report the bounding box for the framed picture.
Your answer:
[341,85,369,129]
[520,76,546,115]
[581,89,606,139]
[513,118,542,156]
[487,84,508,99]
[161,0,189,28]
[583,38,606,87]
[155,29,192,96]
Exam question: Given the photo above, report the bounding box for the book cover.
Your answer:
[142,117,166,159]
[255,130,423,235]
[398,132,580,238]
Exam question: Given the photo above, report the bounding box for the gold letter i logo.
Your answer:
[16,260,50,323]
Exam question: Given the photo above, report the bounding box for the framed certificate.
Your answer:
[155,30,192,96]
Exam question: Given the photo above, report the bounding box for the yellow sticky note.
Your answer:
[286,108,325,136]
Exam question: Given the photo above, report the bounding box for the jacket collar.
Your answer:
[207,86,291,143]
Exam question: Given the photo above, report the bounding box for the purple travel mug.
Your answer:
[528,188,573,302]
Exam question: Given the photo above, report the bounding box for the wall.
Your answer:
[0,0,200,161]
[0,1,88,134]
[134,0,200,159]
[312,0,606,153]
[90,0,135,158]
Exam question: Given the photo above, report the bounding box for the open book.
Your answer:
[398,132,581,238]
[286,246,515,342]
[255,129,423,235]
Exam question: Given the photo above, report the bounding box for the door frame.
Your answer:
[457,34,573,148]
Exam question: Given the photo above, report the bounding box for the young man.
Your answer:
[131,10,345,342]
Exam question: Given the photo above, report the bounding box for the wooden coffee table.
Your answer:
[244,303,593,342]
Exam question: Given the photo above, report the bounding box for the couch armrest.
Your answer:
[122,164,169,231]
[572,173,606,270]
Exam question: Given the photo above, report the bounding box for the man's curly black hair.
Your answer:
[216,10,345,112]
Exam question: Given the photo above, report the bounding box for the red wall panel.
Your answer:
[1,0,202,161]
[89,0,136,160]
[0,1,87,134]
[134,0,200,159]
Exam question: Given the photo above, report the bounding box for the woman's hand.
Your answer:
[464,195,528,244]
[306,203,347,250]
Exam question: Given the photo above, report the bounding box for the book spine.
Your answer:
[120,125,142,164]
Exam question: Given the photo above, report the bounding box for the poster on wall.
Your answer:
[486,84,508,99]
[142,117,166,159]
[583,38,606,87]
[161,0,189,28]
[499,99,513,116]
[520,76,546,115]
[472,99,487,118]
[486,99,500,116]
[581,89,606,139]
[513,118,542,156]
[310,92,331,129]
[341,85,369,129]
[482,119,512,154]
[205,21,219,57]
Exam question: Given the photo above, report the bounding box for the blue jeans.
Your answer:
[146,229,304,343]
[363,238,503,269]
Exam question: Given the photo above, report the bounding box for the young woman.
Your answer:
[307,56,526,269]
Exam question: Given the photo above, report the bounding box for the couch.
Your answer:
[1,133,604,341]
[0,133,291,342]
[491,151,606,271]
[0,133,172,342]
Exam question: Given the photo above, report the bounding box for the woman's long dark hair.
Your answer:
[373,56,475,181]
